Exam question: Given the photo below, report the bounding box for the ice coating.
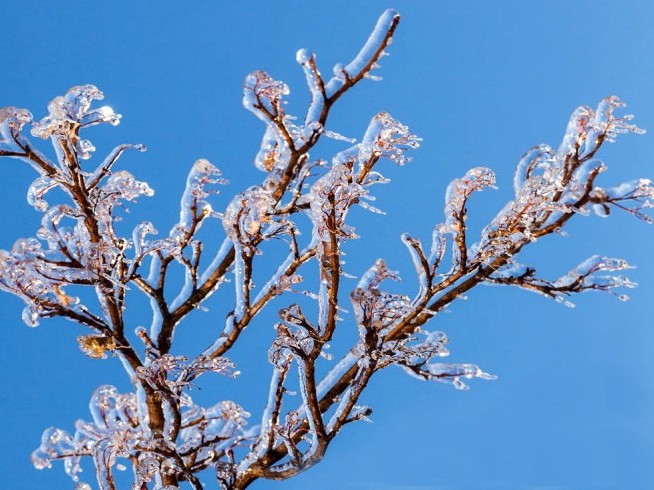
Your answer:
[404,362,497,390]
[33,378,247,488]
[31,385,141,485]
[488,255,637,307]
[444,167,496,233]
[475,97,646,267]
[27,175,58,211]
[170,158,227,241]
[590,178,654,222]
[358,111,420,166]
[31,85,120,139]
[0,106,33,146]
[324,9,399,98]
[0,6,650,488]
[558,96,644,158]
[296,48,325,125]
[513,144,557,196]
[223,186,275,243]
[87,143,147,189]
[243,71,289,122]
[308,162,364,240]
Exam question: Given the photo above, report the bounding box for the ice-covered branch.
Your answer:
[159,9,407,352]
[1,7,650,490]
[588,178,654,222]
[324,9,400,102]
[238,95,648,486]
[487,255,637,307]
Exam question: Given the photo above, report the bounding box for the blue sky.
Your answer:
[0,1,653,489]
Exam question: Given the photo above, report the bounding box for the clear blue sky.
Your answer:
[1,1,653,489]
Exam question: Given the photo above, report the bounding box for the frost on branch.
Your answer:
[1,8,651,490]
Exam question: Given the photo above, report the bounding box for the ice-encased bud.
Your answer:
[295,48,313,65]
[76,138,96,160]
[558,96,644,159]
[243,70,289,121]
[223,186,275,242]
[22,305,41,327]
[31,427,77,470]
[31,448,52,470]
[253,125,286,172]
[31,85,121,139]
[357,112,420,166]
[0,106,33,144]
[170,158,227,241]
[444,167,496,232]
[308,162,366,239]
